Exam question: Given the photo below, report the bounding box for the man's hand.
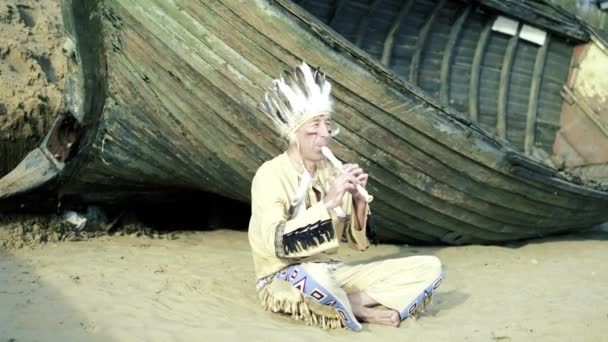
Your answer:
[324,172,359,211]
[342,164,369,204]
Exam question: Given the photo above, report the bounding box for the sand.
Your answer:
[0,0,66,176]
[1,227,607,342]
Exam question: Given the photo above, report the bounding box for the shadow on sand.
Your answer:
[0,248,115,341]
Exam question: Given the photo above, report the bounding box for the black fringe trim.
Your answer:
[282,219,335,255]
[366,215,379,246]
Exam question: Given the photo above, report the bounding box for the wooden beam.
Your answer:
[440,5,472,105]
[328,0,348,28]
[380,0,415,66]
[497,30,519,140]
[409,0,446,85]
[355,0,383,47]
[524,36,550,155]
[468,21,491,123]
[0,148,59,199]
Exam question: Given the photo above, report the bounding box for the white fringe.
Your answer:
[290,170,312,219]
[258,279,343,330]
[408,293,433,320]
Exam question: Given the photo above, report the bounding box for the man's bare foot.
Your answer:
[347,292,400,327]
[347,292,379,307]
[352,306,401,327]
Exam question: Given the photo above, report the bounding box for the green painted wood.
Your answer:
[469,22,492,123]
[525,36,550,154]
[328,0,347,27]
[410,0,446,85]
[498,32,519,139]
[380,0,415,66]
[355,0,383,47]
[440,5,472,105]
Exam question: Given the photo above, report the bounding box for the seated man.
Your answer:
[248,62,443,331]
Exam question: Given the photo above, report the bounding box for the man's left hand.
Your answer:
[342,163,369,203]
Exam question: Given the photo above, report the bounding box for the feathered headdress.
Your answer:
[260,62,335,139]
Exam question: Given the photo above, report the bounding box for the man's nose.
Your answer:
[318,123,330,137]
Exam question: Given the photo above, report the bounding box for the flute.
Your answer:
[321,146,374,203]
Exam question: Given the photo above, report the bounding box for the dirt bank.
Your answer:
[0,0,67,177]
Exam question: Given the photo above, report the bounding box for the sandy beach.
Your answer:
[1,227,607,342]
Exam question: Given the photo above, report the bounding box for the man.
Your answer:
[248,62,442,331]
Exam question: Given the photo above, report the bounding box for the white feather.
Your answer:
[291,170,312,218]
[260,61,334,138]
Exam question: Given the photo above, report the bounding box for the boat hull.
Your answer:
[2,0,608,244]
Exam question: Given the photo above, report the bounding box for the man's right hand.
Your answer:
[324,172,359,211]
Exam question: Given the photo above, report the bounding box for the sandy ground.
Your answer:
[1,228,607,342]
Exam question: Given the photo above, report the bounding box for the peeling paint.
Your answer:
[554,36,608,167]
[573,43,608,117]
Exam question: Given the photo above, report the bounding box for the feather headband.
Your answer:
[259,62,336,139]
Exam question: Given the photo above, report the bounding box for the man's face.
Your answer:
[296,114,332,162]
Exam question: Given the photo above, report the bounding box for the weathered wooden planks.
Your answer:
[524,37,550,154]
[440,5,472,105]
[0,148,59,199]
[497,32,519,140]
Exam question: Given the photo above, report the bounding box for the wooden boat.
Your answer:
[1,0,608,244]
